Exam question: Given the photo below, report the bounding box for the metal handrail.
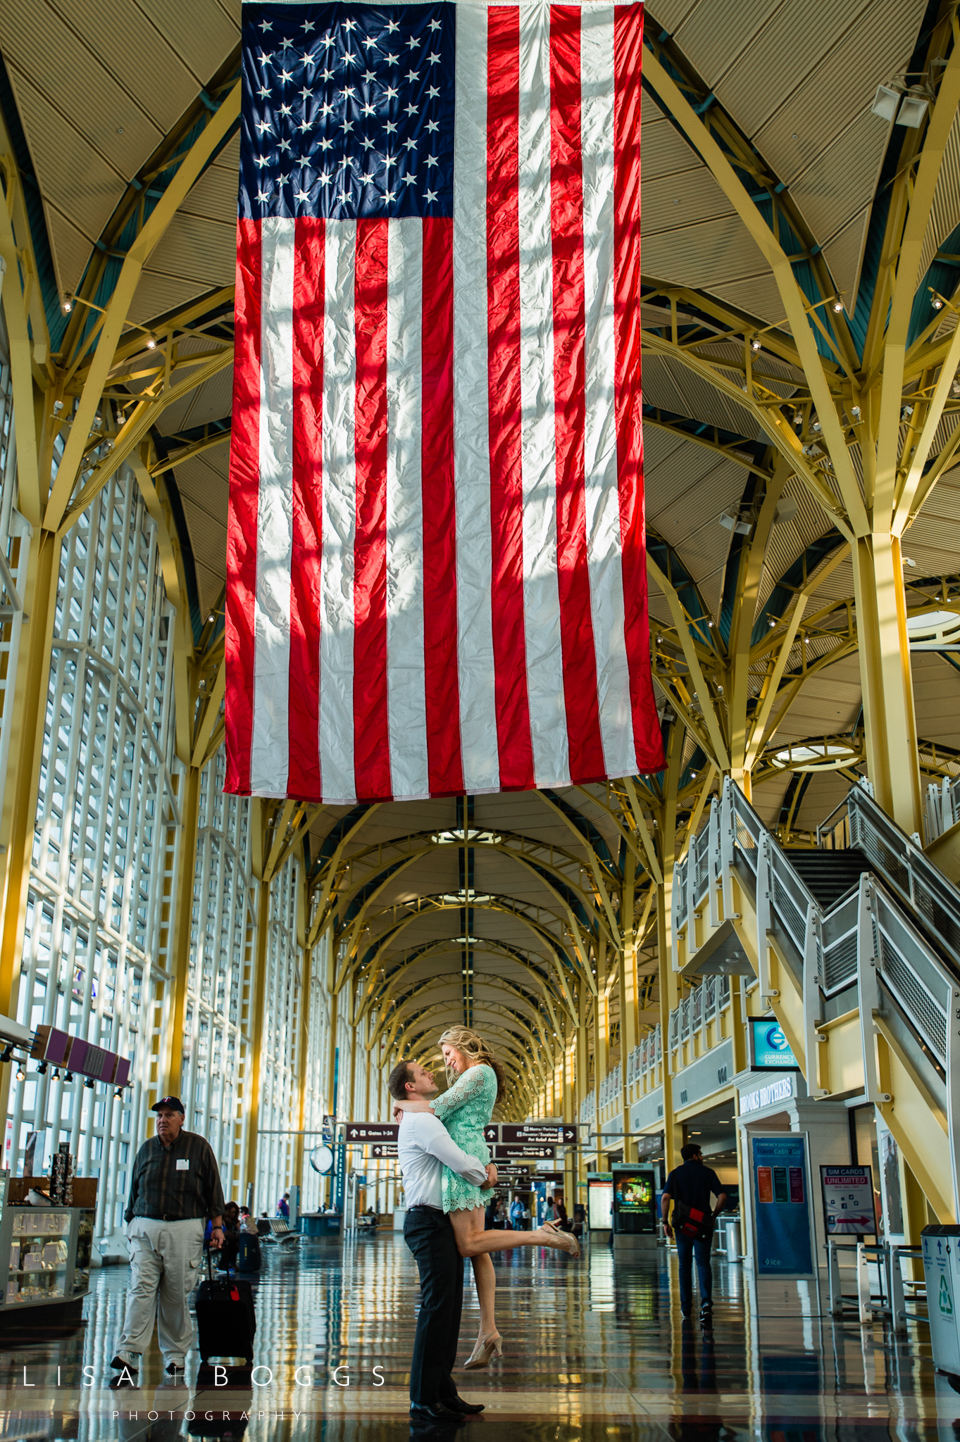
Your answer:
[674,777,960,1209]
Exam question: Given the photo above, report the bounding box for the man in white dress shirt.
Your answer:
[390,1059,497,1425]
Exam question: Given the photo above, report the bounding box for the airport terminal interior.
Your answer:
[7,0,960,1438]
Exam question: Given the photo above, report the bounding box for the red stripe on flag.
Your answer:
[225,217,262,794]
[421,217,465,796]
[353,219,392,801]
[550,5,605,783]
[487,6,534,791]
[613,6,663,772]
[288,217,325,800]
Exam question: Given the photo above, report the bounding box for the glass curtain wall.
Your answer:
[9,470,179,1241]
[3,457,324,1244]
[254,857,305,1214]
[182,749,255,1207]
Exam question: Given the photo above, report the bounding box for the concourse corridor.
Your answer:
[0,1235,951,1442]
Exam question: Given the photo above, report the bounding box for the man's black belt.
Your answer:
[139,1213,199,1222]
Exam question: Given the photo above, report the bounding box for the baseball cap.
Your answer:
[151,1096,185,1115]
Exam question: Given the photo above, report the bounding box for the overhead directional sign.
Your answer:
[483,1124,577,1146]
[493,1144,556,1161]
[371,1143,398,1158]
[345,1123,399,1144]
[496,1165,531,1178]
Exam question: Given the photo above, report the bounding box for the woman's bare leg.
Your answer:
[450,1210,498,1339]
[449,1206,579,1260]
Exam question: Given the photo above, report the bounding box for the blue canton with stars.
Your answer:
[239,3,455,221]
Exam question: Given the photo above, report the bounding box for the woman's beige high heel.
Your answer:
[463,1332,503,1369]
[540,1220,581,1258]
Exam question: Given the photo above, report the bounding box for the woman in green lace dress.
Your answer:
[394,1025,579,1368]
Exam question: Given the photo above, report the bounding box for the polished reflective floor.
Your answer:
[0,1232,953,1441]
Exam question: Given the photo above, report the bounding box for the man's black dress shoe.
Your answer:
[409,1402,465,1423]
[445,1397,485,1414]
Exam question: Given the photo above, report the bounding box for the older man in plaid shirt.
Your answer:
[112,1096,226,1379]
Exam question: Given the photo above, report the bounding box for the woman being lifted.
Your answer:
[393,1025,579,1369]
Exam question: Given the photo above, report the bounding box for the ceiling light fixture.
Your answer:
[15,1065,24,1082]
[146,336,157,349]
[750,337,761,351]
[896,92,929,128]
[871,84,901,122]
[719,512,752,536]
[831,297,843,313]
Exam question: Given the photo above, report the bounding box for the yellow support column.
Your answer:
[244,875,271,1206]
[593,938,608,1168]
[162,763,202,1095]
[0,528,59,1129]
[853,532,924,838]
[658,723,684,1176]
[619,853,639,1163]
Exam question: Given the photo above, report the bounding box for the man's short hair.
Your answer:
[388,1060,415,1100]
[681,1143,702,1161]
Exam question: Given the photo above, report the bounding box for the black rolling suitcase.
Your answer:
[236,1231,262,1273]
[195,1252,256,1365]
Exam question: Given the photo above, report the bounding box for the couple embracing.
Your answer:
[389,1026,579,1426]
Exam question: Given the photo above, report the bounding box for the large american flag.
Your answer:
[226,0,665,802]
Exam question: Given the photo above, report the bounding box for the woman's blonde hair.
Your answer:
[438,1026,504,1096]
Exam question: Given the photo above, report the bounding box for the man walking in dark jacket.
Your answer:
[661,1144,727,1323]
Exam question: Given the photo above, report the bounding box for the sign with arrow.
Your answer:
[483,1124,578,1146]
[502,1123,578,1145]
[345,1123,399,1144]
[493,1144,556,1160]
[371,1143,398,1158]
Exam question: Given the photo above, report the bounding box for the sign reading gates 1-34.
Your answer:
[820,1165,877,1237]
[483,1124,578,1145]
[345,1124,399,1143]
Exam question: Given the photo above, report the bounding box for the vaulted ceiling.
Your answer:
[3,0,960,1091]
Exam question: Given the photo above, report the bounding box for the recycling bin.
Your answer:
[921,1225,960,1377]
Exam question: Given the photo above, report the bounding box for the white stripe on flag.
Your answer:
[320,220,358,804]
[251,217,295,795]
[581,5,635,778]
[452,2,500,794]
[517,4,568,788]
[385,218,430,800]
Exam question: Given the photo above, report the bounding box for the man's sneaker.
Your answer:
[165,1360,186,1375]
[110,1352,140,1372]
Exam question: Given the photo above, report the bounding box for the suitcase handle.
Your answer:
[207,1238,237,1284]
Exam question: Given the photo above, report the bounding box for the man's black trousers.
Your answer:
[403,1206,464,1407]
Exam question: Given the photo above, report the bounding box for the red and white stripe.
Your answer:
[226,1,664,802]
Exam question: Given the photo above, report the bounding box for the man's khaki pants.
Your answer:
[119,1217,205,1366]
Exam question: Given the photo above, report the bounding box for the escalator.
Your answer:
[674,780,960,1222]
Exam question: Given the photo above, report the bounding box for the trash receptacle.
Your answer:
[720,1215,741,1262]
[921,1225,960,1377]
